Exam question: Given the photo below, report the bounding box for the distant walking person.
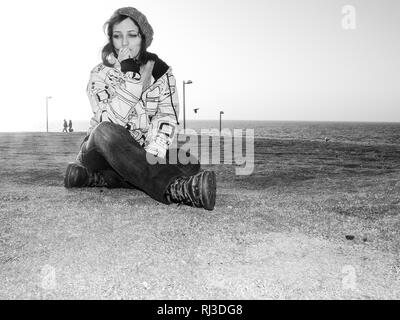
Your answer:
[68,120,74,132]
[62,119,68,133]
[63,7,216,210]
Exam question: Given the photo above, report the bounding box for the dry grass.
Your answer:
[0,132,399,299]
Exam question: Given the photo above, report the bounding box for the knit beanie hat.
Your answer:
[114,7,154,49]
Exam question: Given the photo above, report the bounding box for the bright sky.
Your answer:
[0,0,399,131]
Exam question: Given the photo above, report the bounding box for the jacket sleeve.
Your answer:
[86,64,143,136]
[144,69,180,158]
[86,65,106,135]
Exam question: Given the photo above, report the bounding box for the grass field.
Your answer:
[0,132,399,299]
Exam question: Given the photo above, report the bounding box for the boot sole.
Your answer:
[200,171,216,210]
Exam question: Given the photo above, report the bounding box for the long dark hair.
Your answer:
[101,13,155,67]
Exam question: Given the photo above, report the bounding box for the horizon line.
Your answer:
[44,119,400,124]
[1,119,400,133]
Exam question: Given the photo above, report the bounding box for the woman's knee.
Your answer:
[90,122,128,147]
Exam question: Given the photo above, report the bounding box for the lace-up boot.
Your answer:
[165,170,216,210]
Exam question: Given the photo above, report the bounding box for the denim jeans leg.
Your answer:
[85,122,199,204]
[77,133,134,189]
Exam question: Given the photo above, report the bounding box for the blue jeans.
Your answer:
[76,122,200,204]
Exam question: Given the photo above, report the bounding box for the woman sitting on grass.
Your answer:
[64,7,216,210]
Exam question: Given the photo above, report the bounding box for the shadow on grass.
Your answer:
[332,203,400,221]
[1,168,65,186]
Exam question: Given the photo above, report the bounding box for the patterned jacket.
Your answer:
[86,54,179,158]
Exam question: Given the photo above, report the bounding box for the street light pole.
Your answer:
[219,110,224,133]
[46,96,52,133]
[182,80,192,132]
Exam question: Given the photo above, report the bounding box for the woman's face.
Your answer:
[112,18,142,59]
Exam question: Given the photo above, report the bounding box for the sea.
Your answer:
[48,120,400,146]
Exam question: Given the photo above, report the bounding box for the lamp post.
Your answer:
[46,96,52,133]
[219,110,224,133]
[182,80,192,132]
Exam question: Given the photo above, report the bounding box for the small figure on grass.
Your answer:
[62,119,68,133]
[68,120,73,133]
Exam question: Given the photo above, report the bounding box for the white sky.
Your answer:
[0,0,399,131]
